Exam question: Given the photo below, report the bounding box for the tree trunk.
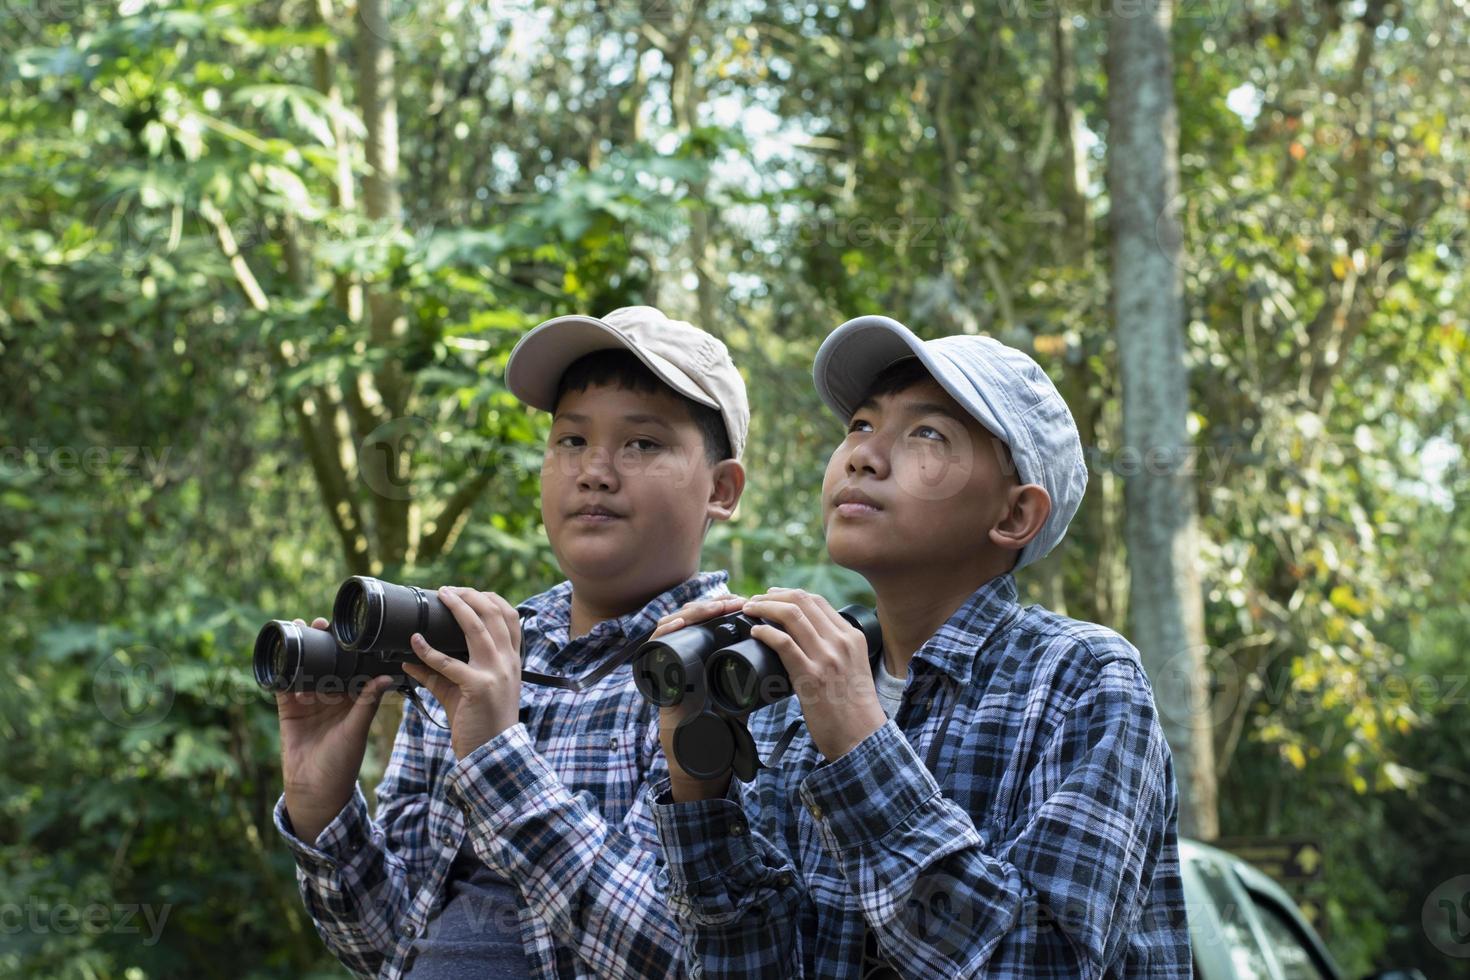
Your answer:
[355,0,412,571]
[661,1,716,331]
[1106,0,1219,840]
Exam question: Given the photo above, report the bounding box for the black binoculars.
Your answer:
[253,576,470,694]
[631,604,882,781]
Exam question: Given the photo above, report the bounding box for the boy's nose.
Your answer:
[577,447,619,492]
[846,439,889,479]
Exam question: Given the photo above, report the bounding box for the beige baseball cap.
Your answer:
[505,306,749,460]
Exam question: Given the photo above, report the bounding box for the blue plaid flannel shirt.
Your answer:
[650,573,1193,978]
[274,571,729,979]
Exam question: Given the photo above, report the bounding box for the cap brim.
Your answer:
[506,315,719,413]
[814,315,1011,445]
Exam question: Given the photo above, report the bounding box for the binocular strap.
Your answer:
[403,627,663,730]
[758,718,808,772]
[518,626,658,692]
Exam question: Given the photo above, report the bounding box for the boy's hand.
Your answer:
[402,587,522,760]
[650,595,748,639]
[651,595,747,802]
[741,588,887,762]
[276,617,397,844]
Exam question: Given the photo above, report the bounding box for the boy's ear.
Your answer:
[705,459,746,523]
[988,483,1051,559]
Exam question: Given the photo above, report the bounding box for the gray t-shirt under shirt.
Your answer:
[404,840,530,979]
[874,657,906,721]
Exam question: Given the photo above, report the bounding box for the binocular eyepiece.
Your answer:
[253,576,471,694]
[631,604,882,781]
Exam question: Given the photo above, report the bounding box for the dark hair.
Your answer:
[554,349,733,464]
[859,356,935,405]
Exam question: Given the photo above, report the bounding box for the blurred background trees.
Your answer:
[2,0,1465,975]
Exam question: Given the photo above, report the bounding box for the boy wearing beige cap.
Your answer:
[647,316,1191,977]
[273,306,747,978]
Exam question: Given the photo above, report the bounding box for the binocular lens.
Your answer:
[332,578,374,648]
[253,621,302,692]
[638,647,686,707]
[351,592,369,644]
[716,657,758,713]
[331,576,464,657]
[256,577,473,695]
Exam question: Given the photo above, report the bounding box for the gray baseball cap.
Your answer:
[506,306,749,460]
[813,315,1087,571]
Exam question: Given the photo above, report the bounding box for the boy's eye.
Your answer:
[913,425,947,442]
[628,438,663,452]
[847,418,873,434]
[554,434,585,449]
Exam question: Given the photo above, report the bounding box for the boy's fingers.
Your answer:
[651,617,684,640]
[656,596,746,628]
[786,591,849,639]
[411,634,476,687]
[347,676,394,726]
[750,591,852,650]
[749,623,806,671]
[484,592,522,650]
[403,662,449,705]
[451,588,516,664]
[437,587,494,650]
[743,599,823,663]
[311,617,329,630]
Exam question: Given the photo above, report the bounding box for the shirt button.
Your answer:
[729,821,746,837]
[807,802,823,820]
[608,735,619,749]
[775,872,794,887]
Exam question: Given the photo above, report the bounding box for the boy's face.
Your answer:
[821,378,1021,576]
[541,383,728,595]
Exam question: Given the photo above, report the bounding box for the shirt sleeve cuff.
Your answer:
[443,723,561,837]
[798,720,943,851]
[273,783,373,876]
[648,776,763,888]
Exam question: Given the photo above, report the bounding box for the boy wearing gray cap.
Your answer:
[274,307,748,978]
[647,316,1191,977]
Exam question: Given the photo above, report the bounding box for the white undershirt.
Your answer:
[874,657,907,720]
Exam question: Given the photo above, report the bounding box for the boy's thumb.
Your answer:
[349,675,395,726]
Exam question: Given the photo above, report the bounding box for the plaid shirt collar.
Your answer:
[516,570,729,668]
[910,572,1022,685]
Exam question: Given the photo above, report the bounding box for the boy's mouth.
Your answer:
[569,503,626,522]
[832,486,883,518]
